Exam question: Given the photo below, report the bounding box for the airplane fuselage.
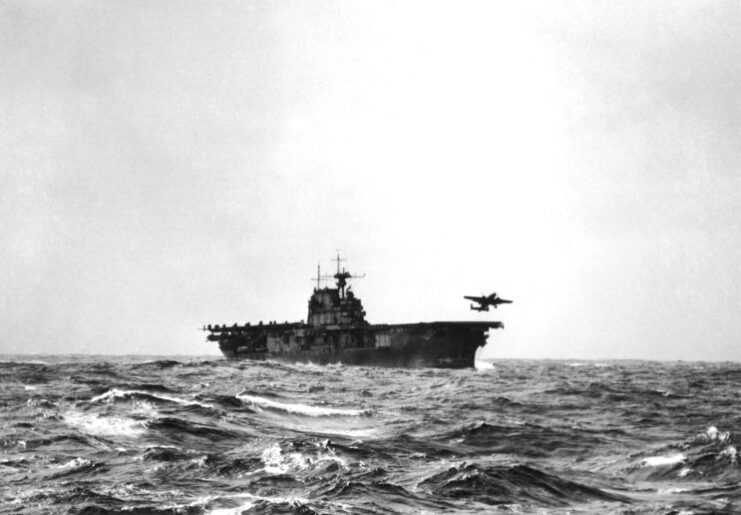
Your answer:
[464,294,512,311]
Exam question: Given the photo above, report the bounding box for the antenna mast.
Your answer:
[330,252,365,299]
[333,251,346,275]
[311,262,323,290]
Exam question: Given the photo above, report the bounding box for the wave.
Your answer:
[5,358,741,513]
[146,416,243,440]
[0,359,50,366]
[206,502,255,515]
[132,359,182,368]
[169,492,351,515]
[6,485,128,510]
[626,426,740,482]
[437,420,616,459]
[642,453,686,467]
[120,491,344,515]
[127,382,175,393]
[142,445,197,462]
[90,388,215,410]
[54,456,94,471]
[236,393,372,417]
[418,463,631,507]
[198,394,260,418]
[0,457,32,469]
[315,479,426,511]
[260,442,346,475]
[63,411,147,438]
[47,457,102,479]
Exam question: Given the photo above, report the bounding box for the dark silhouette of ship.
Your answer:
[204,256,504,368]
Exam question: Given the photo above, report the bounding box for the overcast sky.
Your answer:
[2,1,740,360]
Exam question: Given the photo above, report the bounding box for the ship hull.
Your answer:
[212,321,500,369]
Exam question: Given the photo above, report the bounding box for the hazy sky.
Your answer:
[2,1,740,360]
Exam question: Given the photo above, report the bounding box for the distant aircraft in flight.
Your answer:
[464,293,512,311]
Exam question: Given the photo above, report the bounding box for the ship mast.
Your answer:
[330,252,364,299]
[311,262,323,291]
[333,252,346,276]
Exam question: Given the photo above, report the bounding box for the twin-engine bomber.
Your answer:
[205,258,505,368]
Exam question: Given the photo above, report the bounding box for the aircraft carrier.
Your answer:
[204,257,503,368]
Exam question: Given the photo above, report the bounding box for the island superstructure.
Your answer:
[204,257,503,368]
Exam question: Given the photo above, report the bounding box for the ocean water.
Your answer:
[1,356,740,514]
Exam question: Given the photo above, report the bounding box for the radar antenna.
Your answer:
[330,252,365,299]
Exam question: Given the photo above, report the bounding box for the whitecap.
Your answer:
[261,443,297,474]
[323,426,379,438]
[718,445,737,463]
[642,453,686,467]
[236,393,370,417]
[63,411,146,437]
[90,388,215,409]
[260,443,347,475]
[260,442,345,475]
[56,457,93,470]
[658,487,690,494]
[131,400,158,418]
[90,388,137,403]
[0,359,49,365]
[164,493,276,513]
[705,426,731,442]
[207,502,256,515]
[164,492,347,514]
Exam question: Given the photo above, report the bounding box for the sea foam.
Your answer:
[474,360,495,371]
[236,393,371,417]
[90,388,215,409]
[642,454,686,467]
[63,411,146,437]
[206,502,256,515]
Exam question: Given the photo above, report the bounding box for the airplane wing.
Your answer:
[464,296,485,303]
